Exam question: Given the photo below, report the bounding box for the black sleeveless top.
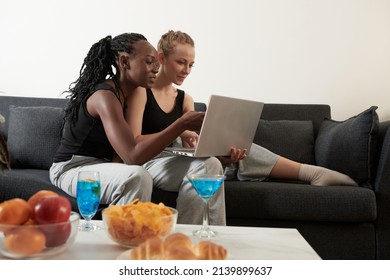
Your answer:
[53,83,117,162]
[141,88,184,134]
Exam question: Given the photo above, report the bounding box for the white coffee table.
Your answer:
[47,221,321,260]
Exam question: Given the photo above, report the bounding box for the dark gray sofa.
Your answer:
[1,95,389,260]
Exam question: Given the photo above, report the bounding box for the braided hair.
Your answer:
[63,33,147,124]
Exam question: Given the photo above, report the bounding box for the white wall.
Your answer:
[1,0,389,121]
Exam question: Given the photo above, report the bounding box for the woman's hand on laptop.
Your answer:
[218,147,247,166]
[180,131,198,147]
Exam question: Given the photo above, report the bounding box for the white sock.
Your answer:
[298,164,358,186]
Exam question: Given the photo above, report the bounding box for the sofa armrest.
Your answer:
[373,121,390,259]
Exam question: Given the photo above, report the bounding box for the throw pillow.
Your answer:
[7,106,64,170]
[253,120,315,164]
[315,106,379,188]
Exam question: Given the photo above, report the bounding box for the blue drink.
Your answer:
[187,174,225,239]
[77,180,101,221]
[188,177,224,201]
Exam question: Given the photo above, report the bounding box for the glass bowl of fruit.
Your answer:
[0,191,80,259]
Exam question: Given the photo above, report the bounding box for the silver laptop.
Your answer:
[165,94,264,157]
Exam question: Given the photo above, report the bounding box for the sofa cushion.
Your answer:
[7,105,64,170]
[253,120,315,164]
[315,106,379,188]
[0,168,78,210]
[225,180,377,222]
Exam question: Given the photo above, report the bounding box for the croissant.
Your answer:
[130,236,164,260]
[130,232,227,260]
[193,241,227,260]
[163,246,198,260]
[162,232,197,260]
[164,232,193,251]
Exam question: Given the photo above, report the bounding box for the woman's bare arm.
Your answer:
[88,89,204,165]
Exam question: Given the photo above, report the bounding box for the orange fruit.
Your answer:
[4,227,46,255]
[23,218,38,225]
[0,198,32,225]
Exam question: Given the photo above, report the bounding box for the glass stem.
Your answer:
[83,218,92,228]
[202,200,210,230]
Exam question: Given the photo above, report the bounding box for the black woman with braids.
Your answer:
[50,33,227,225]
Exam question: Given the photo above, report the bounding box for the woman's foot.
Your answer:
[298,164,358,186]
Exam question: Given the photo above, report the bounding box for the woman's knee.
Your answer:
[115,166,153,203]
[125,166,153,191]
[204,157,224,173]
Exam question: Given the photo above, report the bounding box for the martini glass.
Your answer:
[187,174,225,238]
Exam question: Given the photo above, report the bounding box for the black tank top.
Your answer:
[141,88,184,134]
[53,83,117,162]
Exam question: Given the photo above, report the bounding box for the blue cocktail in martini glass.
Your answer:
[187,174,225,238]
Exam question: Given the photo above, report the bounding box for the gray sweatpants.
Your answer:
[49,154,225,226]
[225,143,280,181]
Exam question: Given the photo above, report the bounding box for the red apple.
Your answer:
[41,221,71,247]
[27,190,58,218]
[34,196,71,224]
